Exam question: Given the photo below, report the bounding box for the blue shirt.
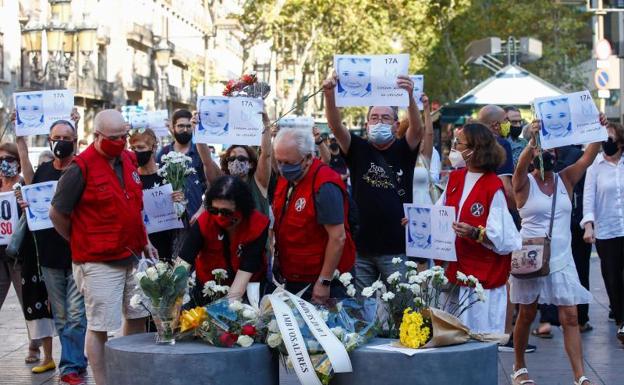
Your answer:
[496,137,514,176]
[157,144,206,216]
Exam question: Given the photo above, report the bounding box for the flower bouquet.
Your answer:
[344,260,496,349]
[259,290,378,385]
[157,151,196,218]
[132,260,190,344]
[222,73,271,99]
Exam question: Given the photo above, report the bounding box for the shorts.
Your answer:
[72,261,148,332]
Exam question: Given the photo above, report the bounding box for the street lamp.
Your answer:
[154,39,173,110]
[49,0,72,24]
[46,21,66,53]
[76,22,97,55]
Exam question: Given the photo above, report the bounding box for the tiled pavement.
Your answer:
[1,255,622,385]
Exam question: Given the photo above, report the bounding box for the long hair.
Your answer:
[204,175,255,218]
[462,123,506,172]
[220,145,258,177]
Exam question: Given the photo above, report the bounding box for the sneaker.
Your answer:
[498,337,536,353]
[617,325,624,344]
[59,372,85,385]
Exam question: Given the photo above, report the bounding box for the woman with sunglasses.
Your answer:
[179,175,269,306]
[195,111,272,218]
[129,128,185,259]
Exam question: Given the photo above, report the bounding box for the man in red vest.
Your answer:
[50,110,157,385]
[272,128,355,304]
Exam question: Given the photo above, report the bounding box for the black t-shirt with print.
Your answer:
[345,133,418,255]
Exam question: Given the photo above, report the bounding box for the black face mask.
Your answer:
[509,125,522,139]
[174,131,192,145]
[329,143,340,152]
[50,140,74,159]
[134,150,153,167]
[602,137,620,156]
[533,151,556,172]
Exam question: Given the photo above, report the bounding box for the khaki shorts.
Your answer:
[73,261,148,332]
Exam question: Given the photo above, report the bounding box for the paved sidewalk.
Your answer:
[1,255,622,385]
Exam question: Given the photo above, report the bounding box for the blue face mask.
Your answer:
[279,159,306,182]
[368,123,394,146]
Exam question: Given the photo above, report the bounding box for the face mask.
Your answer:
[228,159,251,177]
[0,160,18,178]
[174,131,192,145]
[213,211,243,228]
[100,137,126,158]
[499,121,511,137]
[329,143,340,152]
[50,140,74,159]
[533,151,555,172]
[368,123,394,146]
[448,149,472,169]
[279,160,306,182]
[602,137,620,156]
[134,150,153,167]
[509,125,522,139]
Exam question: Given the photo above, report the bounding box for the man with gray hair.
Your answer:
[272,128,355,304]
[50,109,157,385]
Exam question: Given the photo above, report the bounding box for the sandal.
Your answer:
[511,367,536,385]
[574,375,592,385]
[579,322,593,333]
[531,327,553,339]
[25,348,40,364]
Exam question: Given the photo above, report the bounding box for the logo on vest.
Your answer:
[295,198,306,212]
[132,171,141,184]
[470,202,484,217]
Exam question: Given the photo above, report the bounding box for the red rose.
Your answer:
[241,325,256,336]
[226,79,237,88]
[219,332,238,347]
[241,74,255,84]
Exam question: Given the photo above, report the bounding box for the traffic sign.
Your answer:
[596,39,612,60]
[598,89,610,99]
[595,70,610,90]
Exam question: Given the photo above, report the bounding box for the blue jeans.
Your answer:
[354,253,407,292]
[41,267,87,375]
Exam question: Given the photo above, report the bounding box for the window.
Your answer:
[97,44,107,81]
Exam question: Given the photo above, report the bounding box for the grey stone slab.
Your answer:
[105,333,279,385]
[332,338,498,385]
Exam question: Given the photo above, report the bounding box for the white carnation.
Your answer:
[391,257,403,265]
[405,261,418,269]
[371,280,385,291]
[361,287,375,298]
[228,300,244,312]
[346,285,356,297]
[381,292,395,302]
[267,333,282,348]
[408,275,423,284]
[155,262,168,275]
[136,271,147,281]
[236,335,254,348]
[242,309,257,319]
[331,327,345,339]
[145,267,158,281]
[339,272,353,286]
[456,271,468,283]
[387,272,401,285]
[129,294,142,309]
[409,284,421,295]
[211,269,229,280]
[268,320,279,333]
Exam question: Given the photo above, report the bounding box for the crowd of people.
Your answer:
[0,72,621,385]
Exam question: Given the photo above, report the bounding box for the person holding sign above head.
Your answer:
[14,111,88,383]
[323,70,422,291]
[509,115,607,385]
[129,128,185,260]
[157,109,207,222]
[271,128,355,304]
[439,123,521,335]
[179,176,269,305]
[49,110,157,385]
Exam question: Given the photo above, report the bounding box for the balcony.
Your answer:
[126,23,154,50]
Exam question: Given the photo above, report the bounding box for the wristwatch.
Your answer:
[318,277,332,287]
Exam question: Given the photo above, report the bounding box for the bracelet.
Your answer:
[315,140,323,145]
[476,226,486,243]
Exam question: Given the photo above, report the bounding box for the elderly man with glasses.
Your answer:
[50,109,157,385]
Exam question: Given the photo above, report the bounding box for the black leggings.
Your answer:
[595,237,624,325]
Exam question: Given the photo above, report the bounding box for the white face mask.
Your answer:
[449,149,472,169]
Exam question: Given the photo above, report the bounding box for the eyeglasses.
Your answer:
[97,131,128,141]
[129,128,147,136]
[0,156,16,163]
[368,115,394,125]
[207,207,235,217]
[226,155,249,163]
[176,124,192,130]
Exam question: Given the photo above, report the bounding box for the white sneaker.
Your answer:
[617,324,624,344]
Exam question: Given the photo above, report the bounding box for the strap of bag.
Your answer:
[547,174,558,239]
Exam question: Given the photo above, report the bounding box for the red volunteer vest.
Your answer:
[272,158,356,283]
[195,209,269,285]
[70,145,147,263]
[444,168,511,289]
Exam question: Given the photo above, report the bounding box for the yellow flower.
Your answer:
[179,306,207,333]
[399,308,431,349]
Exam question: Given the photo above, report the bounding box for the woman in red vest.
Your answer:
[179,176,269,306]
[439,122,521,334]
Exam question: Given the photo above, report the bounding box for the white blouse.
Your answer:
[581,153,624,240]
[436,171,522,254]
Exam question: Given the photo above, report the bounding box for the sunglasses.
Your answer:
[0,156,17,163]
[207,207,235,217]
[226,155,249,163]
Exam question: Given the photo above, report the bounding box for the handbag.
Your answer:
[6,213,27,261]
[510,174,558,279]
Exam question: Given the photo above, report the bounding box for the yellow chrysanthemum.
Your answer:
[399,308,431,349]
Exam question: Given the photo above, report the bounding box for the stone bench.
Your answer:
[332,338,498,385]
[105,333,278,385]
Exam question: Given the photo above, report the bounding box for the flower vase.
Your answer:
[153,299,183,345]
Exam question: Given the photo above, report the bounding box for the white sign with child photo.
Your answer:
[22,181,58,231]
[404,204,456,262]
[13,90,74,136]
[195,96,264,145]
